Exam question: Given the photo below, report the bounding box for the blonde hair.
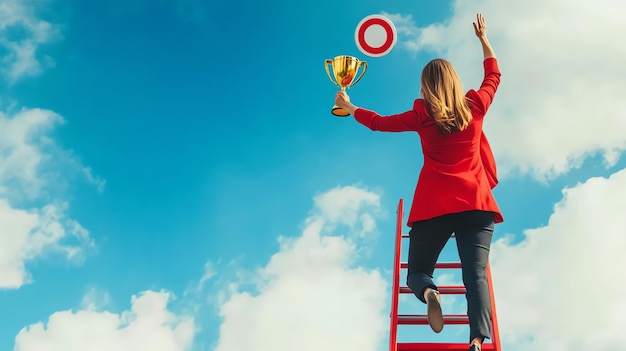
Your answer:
[420,59,472,134]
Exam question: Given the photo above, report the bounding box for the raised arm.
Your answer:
[471,13,500,113]
[473,13,495,59]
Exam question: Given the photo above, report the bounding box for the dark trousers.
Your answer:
[406,210,495,342]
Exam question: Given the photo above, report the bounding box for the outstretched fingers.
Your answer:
[473,13,487,37]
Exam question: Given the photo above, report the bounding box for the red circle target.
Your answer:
[355,15,397,57]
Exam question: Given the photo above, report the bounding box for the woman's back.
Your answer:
[415,99,483,170]
[410,87,497,224]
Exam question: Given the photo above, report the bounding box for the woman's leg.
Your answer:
[406,215,454,304]
[454,211,495,344]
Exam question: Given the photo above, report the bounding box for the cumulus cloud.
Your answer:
[0,107,102,289]
[312,185,385,240]
[490,167,626,350]
[385,0,626,180]
[0,0,60,83]
[0,199,93,288]
[14,290,196,351]
[214,185,389,351]
[0,108,63,198]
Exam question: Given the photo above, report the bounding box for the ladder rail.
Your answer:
[486,262,501,350]
[388,198,404,351]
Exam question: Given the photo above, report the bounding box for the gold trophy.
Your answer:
[324,55,367,116]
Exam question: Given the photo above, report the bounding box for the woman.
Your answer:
[334,14,501,351]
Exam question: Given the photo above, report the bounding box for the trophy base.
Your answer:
[331,105,350,117]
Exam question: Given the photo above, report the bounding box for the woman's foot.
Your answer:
[425,289,443,333]
[469,338,482,351]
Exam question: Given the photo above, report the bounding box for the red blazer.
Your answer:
[353,58,503,225]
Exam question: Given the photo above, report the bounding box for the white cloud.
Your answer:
[0,108,63,198]
[491,167,626,350]
[81,287,113,311]
[214,185,389,351]
[83,166,107,194]
[199,261,216,288]
[0,199,94,288]
[0,0,60,83]
[0,107,102,289]
[312,185,385,240]
[386,0,626,180]
[14,290,196,351]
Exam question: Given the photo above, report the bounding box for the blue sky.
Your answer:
[2,0,626,350]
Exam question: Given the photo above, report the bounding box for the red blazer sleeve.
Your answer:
[353,108,420,132]
[475,58,501,189]
[470,58,501,115]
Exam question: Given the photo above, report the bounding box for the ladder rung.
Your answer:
[399,286,466,294]
[397,314,469,325]
[397,342,496,351]
[400,262,462,269]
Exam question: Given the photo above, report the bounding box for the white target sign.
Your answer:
[355,14,397,57]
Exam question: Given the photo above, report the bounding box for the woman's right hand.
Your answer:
[473,13,495,58]
[473,13,487,39]
[335,91,358,116]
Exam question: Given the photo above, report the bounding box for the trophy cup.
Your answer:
[324,55,367,116]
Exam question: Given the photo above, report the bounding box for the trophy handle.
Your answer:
[348,61,367,88]
[324,59,340,87]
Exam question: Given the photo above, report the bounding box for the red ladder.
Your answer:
[389,199,501,351]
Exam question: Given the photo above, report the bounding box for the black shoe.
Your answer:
[426,289,443,333]
[469,344,480,351]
